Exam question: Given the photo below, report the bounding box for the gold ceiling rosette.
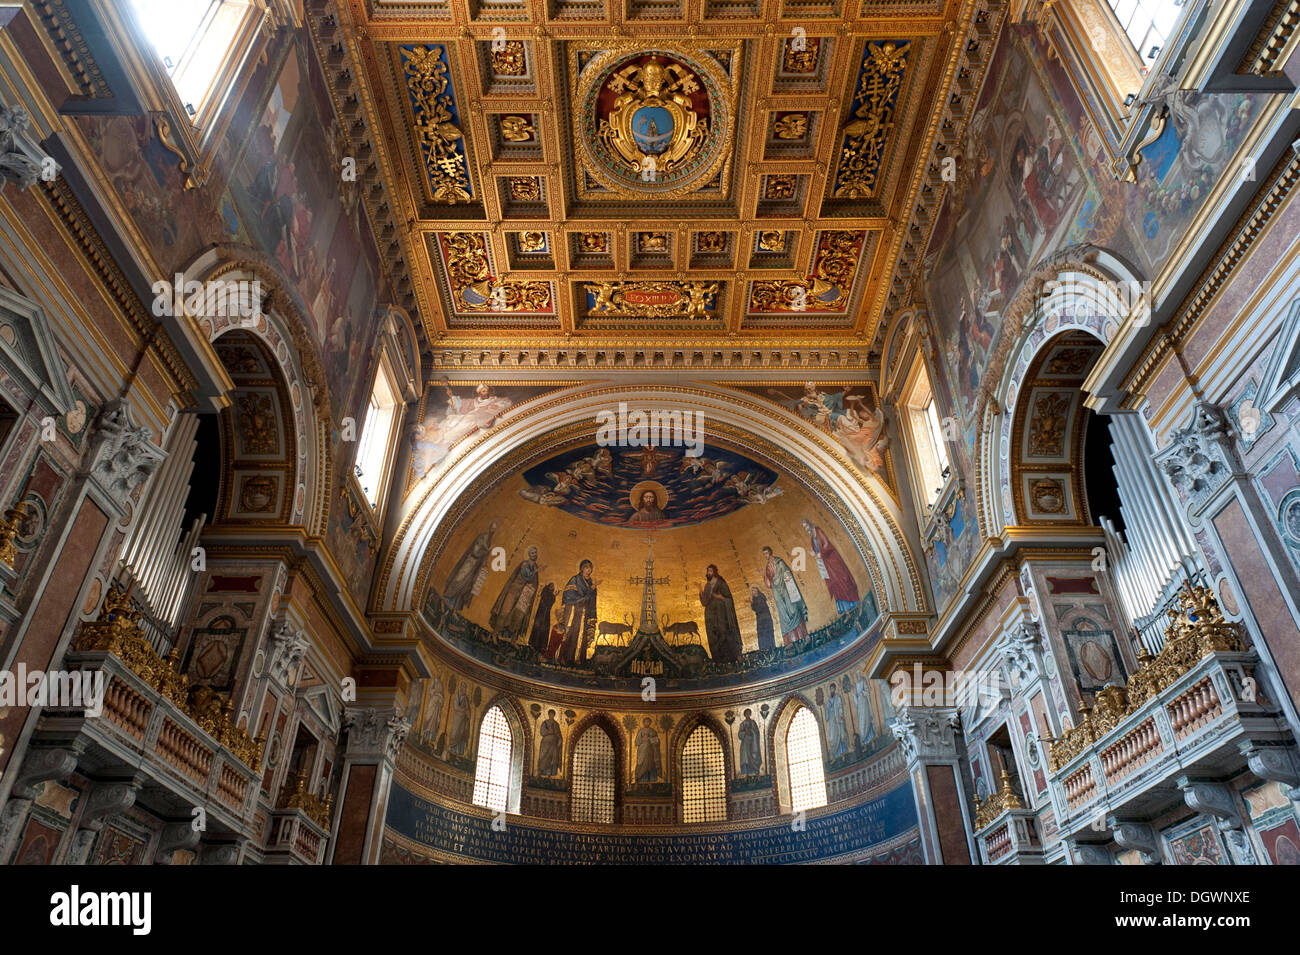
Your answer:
[574,45,737,199]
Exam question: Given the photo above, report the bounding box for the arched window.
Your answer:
[681,726,727,823]
[571,726,615,823]
[126,0,259,120]
[786,707,828,813]
[471,705,513,813]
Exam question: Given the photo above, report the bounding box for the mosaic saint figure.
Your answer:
[750,586,776,651]
[825,683,849,758]
[448,681,471,756]
[544,606,566,661]
[854,674,876,746]
[635,718,662,783]
[538,709,562,777]
[527,582,557,654]
[629,486,666,525]
[738,708,762,776]
[490,546,541,639]
[421,676,445,747]
[699,565,743,663]
[761,546,808,644]
[558,560,599,666]
[443,521,498,611]
[801,519,859,613]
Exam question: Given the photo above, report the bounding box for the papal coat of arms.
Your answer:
[598,57,708,176]
[574,47,737,198]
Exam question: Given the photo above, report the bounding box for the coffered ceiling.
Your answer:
[308,0,1005,361]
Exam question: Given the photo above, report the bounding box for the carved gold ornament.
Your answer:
[278,772,333,828]
[973,770,1023,830]
[508,176,541,202]
[1047,347,1095,375]
[442,232,552,312]
[579,232,609,253]
[773,113,809,139]
[764,175,797,200]
[832,41,909,199]
[500,115,536,142]
[491,41,527,76]
[1029,477,1065,513]
[574,46,737,198]
[697,231,726,252]
[401,46,473,204]
[783,36,821,73]
[598,56,706,175]
[638,232,670,253]
[236,393,277,454]
[239,475,278,513]
[75,586,263,769]
[0,499,29,568]
[748,230,864,312]
[518,231,547,252]
[1028,393,1070,456]
[1047,585,1244,772]
[757,230,786,252]
[584,280,718,318]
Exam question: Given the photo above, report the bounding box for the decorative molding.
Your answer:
[268,618,309,687]
[343,706,412,763]
[0,106,55,191]
[85,399,167,512]
[1125,151,1300,402]
[890,705,961,763]
[1152,401,1236,518]
[1110,820,1160,864]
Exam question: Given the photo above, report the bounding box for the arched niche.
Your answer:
[211,331,300,526]
[177,251,330,535]
[1006,330,1107,526]
[975,250,1139,538]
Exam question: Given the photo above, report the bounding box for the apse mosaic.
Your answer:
[517,444,779,527]
[421,438,880,691]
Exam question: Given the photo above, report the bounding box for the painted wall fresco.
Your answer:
[225,41,381,419]
[77,30,390,603]
[924,27,1262,435]
[79,33,385,421]
[914,25,1264,621]
[736,383,892,483]
[421,438,880,690]
[407,381,557,488]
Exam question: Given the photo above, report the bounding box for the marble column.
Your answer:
[329,705,410,865]
[891,706,974,864]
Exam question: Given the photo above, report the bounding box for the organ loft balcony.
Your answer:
[26,586,264,850]
[975,586,1297,862]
